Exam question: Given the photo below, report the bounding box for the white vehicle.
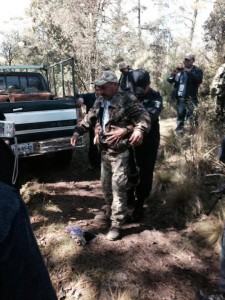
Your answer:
[0,58,83,164]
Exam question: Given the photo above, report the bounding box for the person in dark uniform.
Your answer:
[128,69,163,221]
[0,138,57,300]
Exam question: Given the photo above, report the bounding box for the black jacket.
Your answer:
[167,65,203,101]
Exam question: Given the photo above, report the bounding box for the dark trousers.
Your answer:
[0,194,57,300]
[128,129,160,209]
[176,97,198,127]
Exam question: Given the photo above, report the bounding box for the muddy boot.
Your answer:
[106,227,121,241]
[94,205,111,225]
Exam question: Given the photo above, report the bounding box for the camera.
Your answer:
[176,64,184,72]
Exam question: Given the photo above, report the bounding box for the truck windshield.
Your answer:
[2,75,46,92]
[7,76,20,88]
[0,76,6,90]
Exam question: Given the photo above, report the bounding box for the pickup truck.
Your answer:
[0,58,82,165]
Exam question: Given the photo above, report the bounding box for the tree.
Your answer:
[204,0,225,59]
[0,31,22,65]
[28,0,111,91]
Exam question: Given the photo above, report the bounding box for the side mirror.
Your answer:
[0,121,15,138]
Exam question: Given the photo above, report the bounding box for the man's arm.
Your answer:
[187,67,203,84]
[145,91,163,123]
[123,94,151,146]
[167,69,178,84]
[124,94,151,134]
[70,99,100,147]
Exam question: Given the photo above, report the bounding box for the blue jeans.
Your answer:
[176,97,197,127]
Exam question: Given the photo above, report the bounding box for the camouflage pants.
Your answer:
[101,150,129,228]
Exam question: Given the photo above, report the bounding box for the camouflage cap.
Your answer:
[184,53,195,60]
[118,61,128,69]
[92,71,118,86]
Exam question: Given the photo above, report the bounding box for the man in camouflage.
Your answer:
[211,55,225,119]
[71,71,150,241]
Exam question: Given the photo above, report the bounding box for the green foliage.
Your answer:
[0,0,223,95]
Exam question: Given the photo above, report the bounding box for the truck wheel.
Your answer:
[50,149,73,167]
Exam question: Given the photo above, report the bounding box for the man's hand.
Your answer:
[94,123,102,136]
[76,98,84,106]
[94,123,102,145]
[129,130,143,147]
[70,133,79,147]
[183,66,190,72]
[104,125,128,144]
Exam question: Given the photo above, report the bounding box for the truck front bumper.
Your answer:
[11,136,84,157]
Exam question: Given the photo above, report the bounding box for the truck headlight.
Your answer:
[0,121,15,138]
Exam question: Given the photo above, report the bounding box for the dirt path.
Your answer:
[159,117,176,140]
[21,118,219,300]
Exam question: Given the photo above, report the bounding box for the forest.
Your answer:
[0,0,224,96]
[1,0,225,299]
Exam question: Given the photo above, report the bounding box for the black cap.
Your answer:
[130,69,150,95]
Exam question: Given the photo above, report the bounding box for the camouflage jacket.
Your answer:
[211,63,225,95]
[73,90,151,150]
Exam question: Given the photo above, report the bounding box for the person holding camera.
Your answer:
[167,53,203,134]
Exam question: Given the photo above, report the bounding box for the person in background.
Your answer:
[127,69,163,221]
[76,86,101,170]
[0,138,57,300]
[71,71,150,241]
[211,55,225,120]
[167,53,203,134]
[118,61,133,91]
